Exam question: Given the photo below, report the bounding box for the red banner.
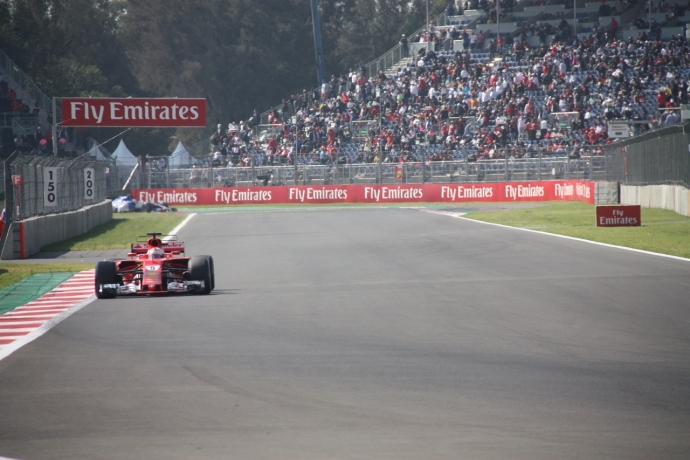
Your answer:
[596,205,641,227]
[132,181,595,206]
[61,98,207,127]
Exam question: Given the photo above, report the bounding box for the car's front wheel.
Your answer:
[189,256,211,295]
[95,261,117,299]
[197,255,215,291]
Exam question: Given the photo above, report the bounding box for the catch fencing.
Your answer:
[132,155,608,190]
[4,153,109,222]
[604,123,690,189]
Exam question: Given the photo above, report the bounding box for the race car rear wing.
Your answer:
[130,241,185,255]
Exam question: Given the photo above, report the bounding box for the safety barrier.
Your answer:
[621,184,690,217]
[132,157,608,190]
[0,199,112,260]
[5,153,109,220]
[131,180,596,206]
[603,123,690,189]
[1,152,113,259]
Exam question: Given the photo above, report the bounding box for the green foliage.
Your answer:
[123,128,176,158]
[0,263,92,291]
[0,0,436,152]
[58,61,109,96]
[41,212,188,251]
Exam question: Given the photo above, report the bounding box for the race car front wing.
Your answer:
[99,280,206,296]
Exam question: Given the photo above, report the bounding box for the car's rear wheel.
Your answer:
[95,261,117,299]
[189,256,211,295]
[198,255,215,291]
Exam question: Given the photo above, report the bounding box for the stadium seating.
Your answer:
[210,1,688,167]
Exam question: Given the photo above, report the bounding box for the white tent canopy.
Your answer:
[87,139,110,161]
[169,141,195,168]
[111,140,139,166]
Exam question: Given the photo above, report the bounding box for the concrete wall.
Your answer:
[621,184,690,216]
[595,181,619,204]
[1,200,112,260]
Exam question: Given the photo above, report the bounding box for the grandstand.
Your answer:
[194,0,688,176]
[2,0,689,185]
[0,49,85,158]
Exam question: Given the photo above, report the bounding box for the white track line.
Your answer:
[0,214,192,362]
[165,213,196,241]
[437,212,690,263]
[0,294,96,362]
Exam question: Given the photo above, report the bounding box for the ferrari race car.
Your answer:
[95,232,215,299]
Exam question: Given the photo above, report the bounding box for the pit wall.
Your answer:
[621,185,690,217]
[1,200,112,260]
[131,180,597,206]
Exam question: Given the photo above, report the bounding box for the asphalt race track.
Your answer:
[1,207,689,459]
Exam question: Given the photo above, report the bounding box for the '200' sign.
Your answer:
[44,167,58,207]
[84,168,95,200]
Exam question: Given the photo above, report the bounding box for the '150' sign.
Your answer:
[44,167,58,207]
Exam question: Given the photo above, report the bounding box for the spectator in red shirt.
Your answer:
[656,91,666,108]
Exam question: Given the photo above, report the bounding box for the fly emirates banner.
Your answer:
[132,181,595,206]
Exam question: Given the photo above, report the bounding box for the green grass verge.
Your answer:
[464,202,690,258]
[0,262,93,290]
[41,212,188,251]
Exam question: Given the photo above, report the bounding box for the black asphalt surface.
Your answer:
[0,207,689,459]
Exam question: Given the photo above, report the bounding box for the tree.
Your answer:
[0,0,438,155]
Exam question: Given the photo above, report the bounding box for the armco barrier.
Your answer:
[132,181,595,206]
[0,200,112,260]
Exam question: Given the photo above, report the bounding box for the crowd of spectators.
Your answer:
[0,74,69,156]
[203,5,689,168]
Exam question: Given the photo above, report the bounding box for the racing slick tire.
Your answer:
[189,256,212,295]
[198,255,215,291]
[95,261,117,299]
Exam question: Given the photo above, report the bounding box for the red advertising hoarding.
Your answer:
[61,98,207,127]
[595,205,641,227]
[131,180,595,206]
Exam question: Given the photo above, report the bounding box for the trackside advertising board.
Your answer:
[61,98,207,127]
[131,180,595,206]
[595,205,641,227]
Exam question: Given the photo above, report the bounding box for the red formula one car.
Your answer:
[94,232,215,299]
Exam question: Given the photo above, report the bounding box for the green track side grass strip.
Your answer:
[0,272,76,315]
[465,202,690,259]
[41,212,188,251]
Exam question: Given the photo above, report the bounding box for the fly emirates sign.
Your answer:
[132,181,595,206]
[61,98,207,127]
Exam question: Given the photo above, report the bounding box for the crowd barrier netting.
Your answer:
[4,153,109,222]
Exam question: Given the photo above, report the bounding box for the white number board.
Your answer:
[44,167,58,206]
[84,168,95,200]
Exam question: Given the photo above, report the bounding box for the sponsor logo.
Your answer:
[363,186,423,202]
[598,216,639,225]
[137,190,197,204]
[288,187,348,202]
[441,185,494,200]
[554,183,574,198]
[215,189,272,204]
[61,98,206,127]
[505,184,544,200]
[575,182,591,199]
[596,205,641,227]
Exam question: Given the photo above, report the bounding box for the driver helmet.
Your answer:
[147,247,165,259]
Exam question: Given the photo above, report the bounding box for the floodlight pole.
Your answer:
[427,0,430,43]
[648,1,651,33]
[497,0,500,43]
[311,0,326,86]
[574,0,577,37]
[52,97,58,156]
